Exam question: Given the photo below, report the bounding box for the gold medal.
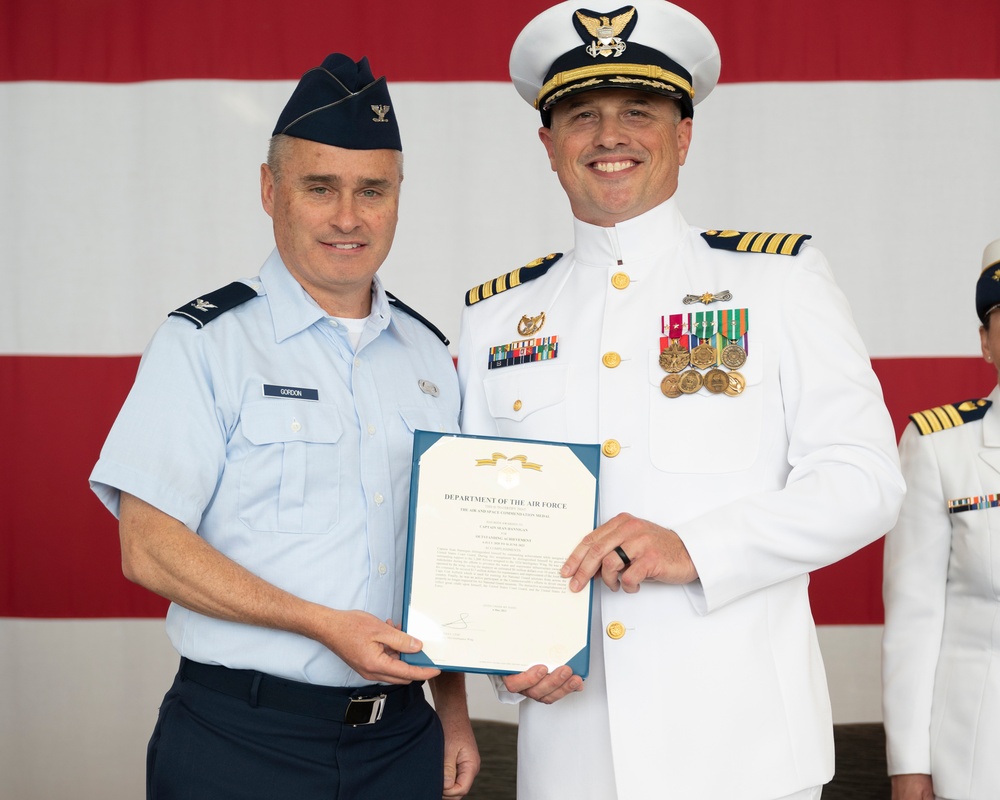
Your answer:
[658,340,690,373]
[719,308,749,371]
[679,369,704,394]
[660,374,682,398]
[703,368,729,394]
[690,342,717,370]
[725,371,746,396]
[721,343,747,370]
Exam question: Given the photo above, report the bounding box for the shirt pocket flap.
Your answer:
[399,406,453,434]
[484,365,568,422]
[241,401,343,445]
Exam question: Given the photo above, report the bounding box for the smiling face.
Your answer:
[261,136,402,317]
[538,88,693,227]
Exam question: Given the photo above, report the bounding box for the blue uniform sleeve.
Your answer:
[89,318,234,531]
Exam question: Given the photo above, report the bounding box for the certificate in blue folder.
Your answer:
[401,431,599,677]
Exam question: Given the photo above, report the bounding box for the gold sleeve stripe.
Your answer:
[702,230,810,256]
[925,406,948,431]
[465,254,563,306]
[910,405,964,435]
[909,398,991,435]
[765,234,785,254]
[780,234,804,255]
[910,411,934,435]
[942,405,964,426]
[924,407,952,431]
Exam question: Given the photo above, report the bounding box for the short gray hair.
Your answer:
[266,134,295,184]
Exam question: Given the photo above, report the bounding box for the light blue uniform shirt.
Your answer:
[90,250,459,686]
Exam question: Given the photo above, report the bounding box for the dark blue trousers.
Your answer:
[147,661,444,799]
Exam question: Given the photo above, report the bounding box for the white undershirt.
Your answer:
[331,316,367,351]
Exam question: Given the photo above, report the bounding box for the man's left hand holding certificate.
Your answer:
[401,431,599,676]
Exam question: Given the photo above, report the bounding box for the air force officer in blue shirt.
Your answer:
[90,53,479,800]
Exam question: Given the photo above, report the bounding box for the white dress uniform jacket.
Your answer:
[883,388,1000,800]
[458,200,904,799]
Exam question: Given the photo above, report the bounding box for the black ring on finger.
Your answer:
[614,545,632,569]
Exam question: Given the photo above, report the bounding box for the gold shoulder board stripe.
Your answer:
[909,398,992,435]
[701,230,812,256]
[465,253,563,306]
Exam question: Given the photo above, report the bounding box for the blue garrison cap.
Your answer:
[272,54,401,151]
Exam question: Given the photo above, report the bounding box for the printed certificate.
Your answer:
[401,431,599,676]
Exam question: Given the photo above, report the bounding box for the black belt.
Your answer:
[179,658,423,726]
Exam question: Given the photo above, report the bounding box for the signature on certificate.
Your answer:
[442,612,471,629]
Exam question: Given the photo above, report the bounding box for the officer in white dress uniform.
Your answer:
[457,2,905,798]
[883,237,1000,800]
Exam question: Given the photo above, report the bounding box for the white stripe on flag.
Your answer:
[3,79,998,356]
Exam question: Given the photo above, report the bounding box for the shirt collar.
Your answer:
[260,249,392,343]
[572,198,688,267]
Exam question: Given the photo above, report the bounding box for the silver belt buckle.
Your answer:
[345,694,387,726]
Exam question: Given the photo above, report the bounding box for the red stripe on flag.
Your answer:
[1,354,996,620]
[2,0,999,83]
[0,355,168,618]
[808,356,997,625]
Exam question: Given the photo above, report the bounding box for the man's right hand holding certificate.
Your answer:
[503,512,698,703]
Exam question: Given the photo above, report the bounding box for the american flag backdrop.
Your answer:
[2,1,999,796]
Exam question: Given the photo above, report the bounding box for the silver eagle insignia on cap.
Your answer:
[371,104,391,123]
[576,7,636,58]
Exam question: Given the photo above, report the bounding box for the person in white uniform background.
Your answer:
[882,237,1000,800]
[457,2,905,798]
[89,53,479,799]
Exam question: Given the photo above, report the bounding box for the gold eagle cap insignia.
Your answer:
[576,7,635,58]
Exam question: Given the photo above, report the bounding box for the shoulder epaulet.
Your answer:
[465,253,563,306]
[910,398,992,435]
[701,230,811,256]
[168,281,258,328]
[386,291,449,346]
